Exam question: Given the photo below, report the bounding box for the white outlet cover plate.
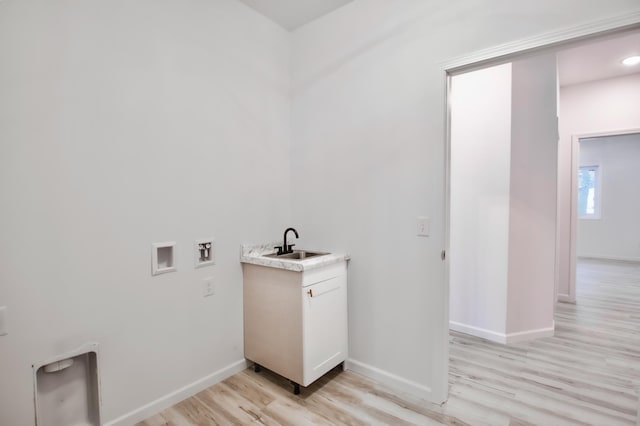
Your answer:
[417,216,430,237]
[203,278,215,297]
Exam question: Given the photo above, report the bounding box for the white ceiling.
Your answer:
[557,31,640,87]
[238,0,353,31]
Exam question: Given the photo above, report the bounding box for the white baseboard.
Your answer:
[344,358,433,402]
[505,322,555,344]
[450,321,555,345]
[557,293,576,304]
[449,321,507,344]
[105,359,249,426]
[579,254,640,263]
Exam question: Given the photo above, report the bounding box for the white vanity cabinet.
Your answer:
[242,259,348,392]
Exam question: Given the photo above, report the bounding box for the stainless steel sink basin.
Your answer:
[265,250,329,260]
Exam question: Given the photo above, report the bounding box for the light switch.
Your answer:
[417,216,430,237]
[0,306,7,336]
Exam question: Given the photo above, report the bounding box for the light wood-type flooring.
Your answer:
[139,258,640,425]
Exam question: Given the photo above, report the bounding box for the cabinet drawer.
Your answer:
[302,261,347,287]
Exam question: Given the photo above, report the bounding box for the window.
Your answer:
[578,165,600,219]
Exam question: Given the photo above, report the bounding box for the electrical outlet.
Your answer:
[203,278,215,298]
[417,216,430,237]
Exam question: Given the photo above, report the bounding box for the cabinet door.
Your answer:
[302,274,348,385]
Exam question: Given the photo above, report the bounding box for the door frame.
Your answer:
[438,9,640,399]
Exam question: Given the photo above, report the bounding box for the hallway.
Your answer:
[449,258,640,424]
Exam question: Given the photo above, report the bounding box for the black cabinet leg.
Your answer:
[254,363,261,373]
[292,382,300,395]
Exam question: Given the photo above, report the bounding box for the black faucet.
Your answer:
[275,227,299,255]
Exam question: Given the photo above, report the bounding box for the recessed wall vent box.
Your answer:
[195,238,215,268]
[152,241,177,275]
[33,343,101,426]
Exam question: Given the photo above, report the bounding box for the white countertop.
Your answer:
[240,242,350,272]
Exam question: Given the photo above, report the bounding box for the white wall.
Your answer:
[557,73,640,298]
[0,1,291,424]
[291,0,639,403]
[507,54,558,335]
[449,54,557,343]
[577,133,640,261]
[450,64,512,338]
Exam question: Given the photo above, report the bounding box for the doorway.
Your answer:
[568,130,640,295]
[446,17,638,422]
[445,22,640,340]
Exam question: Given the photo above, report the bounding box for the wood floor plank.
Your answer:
[138,259,640,425]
